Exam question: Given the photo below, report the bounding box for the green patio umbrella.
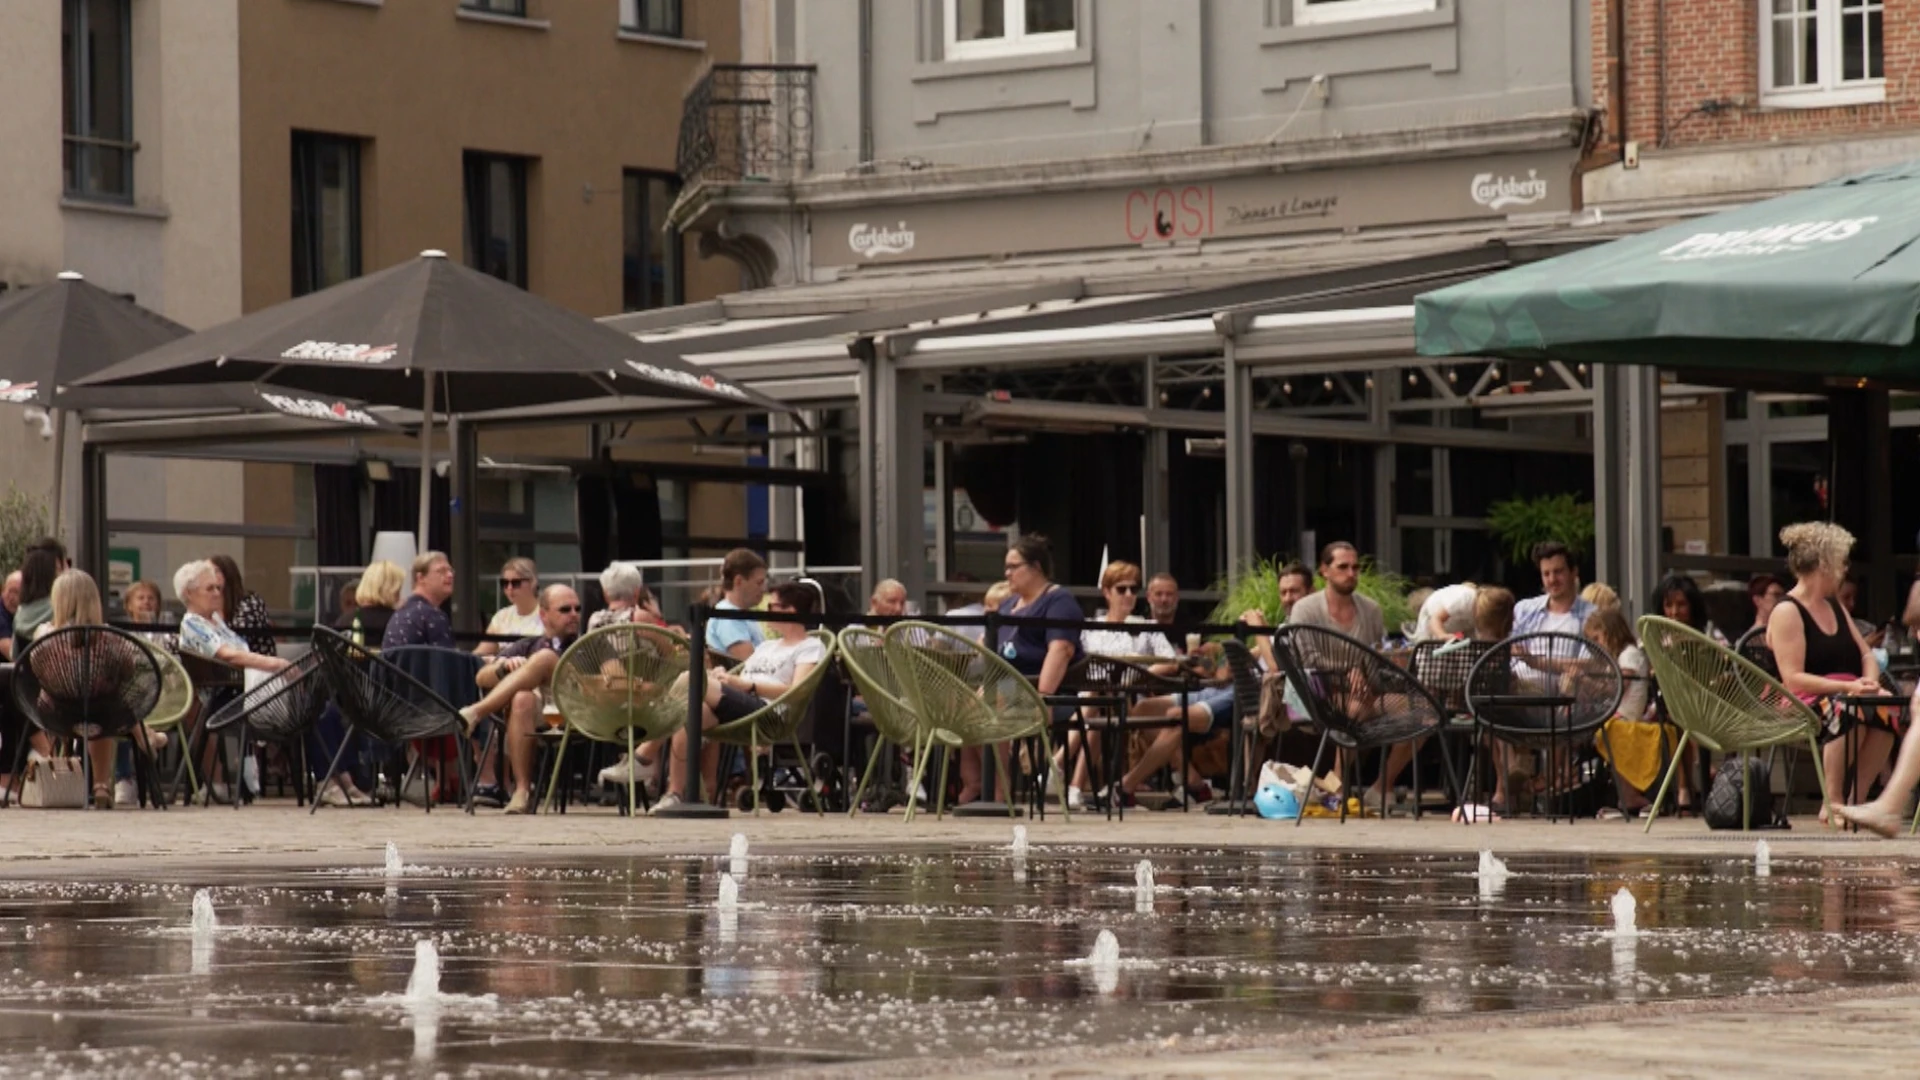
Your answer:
[1415,159,1920,378]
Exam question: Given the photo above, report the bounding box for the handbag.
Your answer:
[1703,754,1788,830]
[20,755,88,809]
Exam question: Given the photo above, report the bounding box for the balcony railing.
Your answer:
[677,63,816,185]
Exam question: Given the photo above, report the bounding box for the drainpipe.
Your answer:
[858,0,874,167]
[1655,0,1668,148]
[1572,0,1628,204]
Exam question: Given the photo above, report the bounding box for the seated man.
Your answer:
[658,582,825,813]
[457,584,581,815]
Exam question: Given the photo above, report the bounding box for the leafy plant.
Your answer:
[1208,554,1414,635]
[1486,493,1595,566]
[0,487,50,578]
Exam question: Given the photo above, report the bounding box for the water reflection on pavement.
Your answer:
[3,844,1920,1077]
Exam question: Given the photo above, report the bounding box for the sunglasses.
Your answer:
[552,604,580,614]
[501,577,529,589]
[1112,583,1140,594]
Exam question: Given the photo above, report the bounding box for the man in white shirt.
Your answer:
[1512,542,1595,636]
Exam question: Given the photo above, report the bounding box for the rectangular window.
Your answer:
[461,0,528,15]
[1761,0,1883,106]
[62,0,134,201]
[463,152,530,288]
[622,171,682,312]
[619,0,681,37]
[1294,0,1437,25]
[291,132,363,297]
[945,0,1076,60]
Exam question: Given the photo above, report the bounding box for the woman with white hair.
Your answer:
[588,562,666,630]
[174,559,290,676]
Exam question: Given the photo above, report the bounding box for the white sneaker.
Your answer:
[1066,786,1085,812]
[207,782,233,805]
[598,752,638,785]
[113,779,138,808]
[649,792,684,816]
[318,780,357,808]
[1045,768,1065,800]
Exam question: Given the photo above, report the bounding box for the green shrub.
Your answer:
[1486,493,1595,566]
[0,487,51,577]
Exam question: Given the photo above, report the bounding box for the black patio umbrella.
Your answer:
[77,250,788,544]
[0,272,398,534]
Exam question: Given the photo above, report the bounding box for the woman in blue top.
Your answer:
[964,535,1082,804]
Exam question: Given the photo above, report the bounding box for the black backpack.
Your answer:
[1703,754,1788,830]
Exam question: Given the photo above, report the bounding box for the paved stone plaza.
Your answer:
[7,805,1918,1078]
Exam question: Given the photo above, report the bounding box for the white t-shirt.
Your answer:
[1539,609,1582,636]
[487,606,544,639]
[1615,643,1651,721]
[739,634,827,690]
[1413,584,1478,641]
[1081,615,1180,660]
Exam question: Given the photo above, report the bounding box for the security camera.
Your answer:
[21,408,52,440]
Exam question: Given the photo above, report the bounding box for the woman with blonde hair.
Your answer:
[345,559,405,648]
[1580,582,1620,611]
[1765,521,1887,825]
[30,570,148,809]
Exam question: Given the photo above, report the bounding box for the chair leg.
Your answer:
[850,737,888,818]
[903,729,936,825]
[1642,731,1693,834]
[795,736,823,817]
[1039,728,1062,824]
[1804,734,1831,833]
[627,730,639,820]
[311,725,359,816]
[540,729,572,816]
[1298,729,1330,828]
[452,728,477,816]
[936,741,954,820]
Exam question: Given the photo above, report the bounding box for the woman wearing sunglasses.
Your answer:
[1053,560,1181,809]
[475,557,542,657]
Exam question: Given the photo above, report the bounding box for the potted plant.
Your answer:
[1209,554,1414,633]
[1486,493,1595,566]
[0,486,51,577]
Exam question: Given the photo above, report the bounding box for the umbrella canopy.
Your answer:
[56,382,402,430]
[76,250,787,413]
[0,272,191,405]
[1415,159,1920,379]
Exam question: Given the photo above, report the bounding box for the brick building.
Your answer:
[1582,0,1919,602]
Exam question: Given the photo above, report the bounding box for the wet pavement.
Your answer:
[5,840,1920,1077]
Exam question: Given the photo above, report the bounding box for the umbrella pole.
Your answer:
[48,407,65,543]
[417,374,435,552]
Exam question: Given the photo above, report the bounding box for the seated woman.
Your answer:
[587,562,672,791]
[1765,522,1890,825]
[29,569,152,810]
[174,559,291,805]
[1055,560,1179,810]
[656,582,825,813]
[1586,606,1676,820]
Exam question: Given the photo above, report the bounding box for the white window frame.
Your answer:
[943,0,1077,61]
[1758,0,1885,108]
[1293,0,1438,26]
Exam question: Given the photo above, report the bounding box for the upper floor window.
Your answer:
[623,171,682,312]
[291,132,363,297]
[1761,0,1884,107]
[464,152,530,289]
[620,0,681,37]
[462,0,527,16]
[1294,0,1437,25]
[945,0,1075,61]
[62,0,134,201]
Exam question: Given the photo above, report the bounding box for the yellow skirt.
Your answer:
[1595,717,1678,793]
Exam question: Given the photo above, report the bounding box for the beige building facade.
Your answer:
[0,0,744,612]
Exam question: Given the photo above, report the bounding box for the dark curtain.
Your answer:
[1011,433,1143,586]
[576,474,614,572]
[313,464,364,567]
[613,474,663,561]
[369,467,449,555]
[951,444,1022,529]
[1167,431,1224,588]
[1251,437,1371,567]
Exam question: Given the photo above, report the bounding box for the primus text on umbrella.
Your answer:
[280,341,400,364]
[1658,218,1878,261]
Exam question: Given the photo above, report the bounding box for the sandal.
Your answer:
[1596,806,1627,822]
[91,785,113,811]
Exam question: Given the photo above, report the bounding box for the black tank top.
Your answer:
[1788,596,1861,678]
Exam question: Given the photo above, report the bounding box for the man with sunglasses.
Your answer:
[458,583,582,814]
[476,558,542,657]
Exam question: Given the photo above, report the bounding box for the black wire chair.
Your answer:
[198,651,332,811]
[1210,638,1269,816]
[310,627,475,814]
[1465,631,1622,822]
[1272,624,1460,824]
[1732,625,1779,680]
[9,626,164,807]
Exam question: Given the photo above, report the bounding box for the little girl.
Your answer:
[1587,607,1686,819]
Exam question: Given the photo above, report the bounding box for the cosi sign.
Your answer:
[812,149,1574,268]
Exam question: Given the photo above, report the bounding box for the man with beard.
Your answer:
[1283,542,1383,644]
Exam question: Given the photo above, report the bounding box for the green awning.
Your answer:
[1415,160,1920,379]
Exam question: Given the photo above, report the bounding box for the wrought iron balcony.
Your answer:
[677,64,816,185]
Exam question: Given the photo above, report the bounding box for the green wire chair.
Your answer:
[1636,615,1829,833]
[145,642,194,783]
[884,621,1063,822]
[838,626,935,816]
[708,630,838,815]
[543,623,692,816]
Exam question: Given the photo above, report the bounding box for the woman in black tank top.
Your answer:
[1767,522,1887,826]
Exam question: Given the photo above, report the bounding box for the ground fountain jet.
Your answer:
[1610,887,1637,938]
[1010,825,1029,857]
[385,841,403,877]
[1755,840,1771,878]
[1135,860,1155,913]
[405,939,441,1000]
[1086,930,1120,994]
[190,890,217,936]
[1475,850,1510,900]
[730,833,749,879]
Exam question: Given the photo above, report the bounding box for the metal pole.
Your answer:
[48,408,65,542]
[1223,339,1254,575]
[416,373,436,551]
[655,602,729,818]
